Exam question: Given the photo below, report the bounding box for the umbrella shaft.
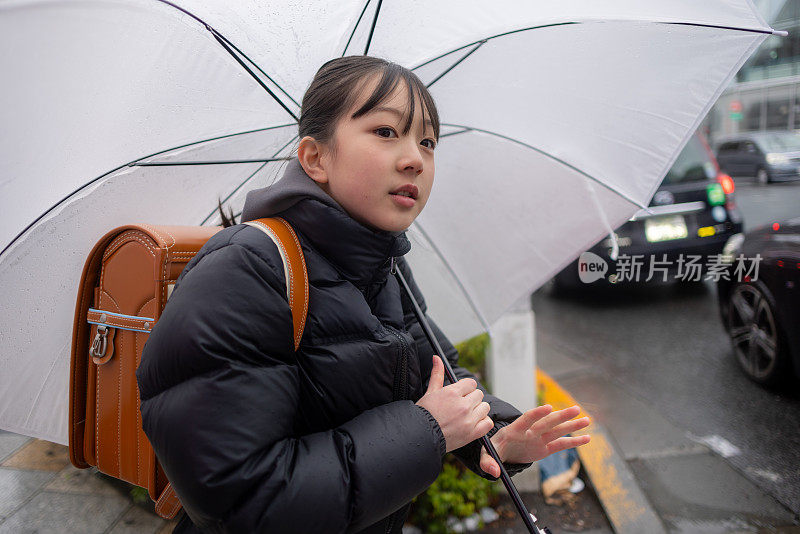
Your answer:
[392,265,545,534]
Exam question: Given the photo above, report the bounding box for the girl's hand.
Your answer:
[416,355,495,453]
[478,405,591,478]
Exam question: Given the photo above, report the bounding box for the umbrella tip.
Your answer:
[772,30,789,37]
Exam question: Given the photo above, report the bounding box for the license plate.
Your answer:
[644,215,688,242]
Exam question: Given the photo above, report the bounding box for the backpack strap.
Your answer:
[154,217,309,521]
[154,483,182,519]
[243,217,309,351]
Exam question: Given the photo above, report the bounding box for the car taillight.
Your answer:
[717,173,737,212]
[717,173,735,195]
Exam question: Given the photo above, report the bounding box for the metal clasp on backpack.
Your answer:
[90,325,108,358]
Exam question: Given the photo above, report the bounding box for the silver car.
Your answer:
[715,130,800,184]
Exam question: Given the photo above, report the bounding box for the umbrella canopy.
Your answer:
[0,0,779,444]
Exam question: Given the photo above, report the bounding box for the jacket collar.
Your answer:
[240,159,411,288]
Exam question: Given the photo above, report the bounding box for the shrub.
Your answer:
[453,333,491,393]
[129,485,150,505]
[408,456,499,534]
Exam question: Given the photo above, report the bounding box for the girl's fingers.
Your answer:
[529,405,581,435]
[545,435,591,455]
[474,401,491,419]
[479,449,500,477]
[464,388,485,407]
[511,405,552,431]
[540,417,591,444]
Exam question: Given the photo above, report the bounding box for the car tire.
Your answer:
[756,167,770,185]
[725,281,790,387]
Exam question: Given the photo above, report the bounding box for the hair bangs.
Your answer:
[352,64,440,141]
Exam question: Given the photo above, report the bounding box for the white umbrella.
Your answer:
[0,0,781,444]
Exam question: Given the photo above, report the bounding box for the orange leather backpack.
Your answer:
[68,218,308,519]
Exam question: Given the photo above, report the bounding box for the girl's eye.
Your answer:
[375,127,397,138]
[421,138,436,150]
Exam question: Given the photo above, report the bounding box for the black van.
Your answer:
[552,132,744,289]
[715,130,800,184]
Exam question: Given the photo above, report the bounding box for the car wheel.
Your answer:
[726,282,789,386]
[756,167,770,185]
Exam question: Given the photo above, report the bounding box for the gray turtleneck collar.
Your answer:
[240,158,412,288]
[241,159,344,221]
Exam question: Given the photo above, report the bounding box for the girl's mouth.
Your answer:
[390,184,418,199]
[390,193,416,208]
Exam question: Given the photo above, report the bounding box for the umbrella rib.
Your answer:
[440,123,647,209]
[153,0,300,113]
[201,134,300,226]
[342,0,373,57]
[211,31,301,109]
[425,41,485,89]
[0,124,295,260]
[208,28,299,122]
[664,21,782,36]
[412,22,577,71]
[439,127,473,139]
[363,0,383,55]
[22,352,61,428]
[133,157,293,166]
[412,19,778,74]
[410,221,493,335]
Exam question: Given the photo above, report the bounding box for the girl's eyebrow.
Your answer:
[370,106,434,129]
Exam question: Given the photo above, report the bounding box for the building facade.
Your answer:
[705,0,800,144]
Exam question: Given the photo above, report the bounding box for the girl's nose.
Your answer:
[398,142,424,176]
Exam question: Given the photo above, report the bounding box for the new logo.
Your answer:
[578,252,608,283]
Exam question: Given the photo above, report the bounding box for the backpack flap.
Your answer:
[69,225,138,469]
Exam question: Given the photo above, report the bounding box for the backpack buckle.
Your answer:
[90,325,108,359]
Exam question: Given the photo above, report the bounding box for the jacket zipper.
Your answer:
[387,257,405,400]
[386,257,409,534]
[384,508,397,534]
[384,327,406,534]
[385,324,409,401]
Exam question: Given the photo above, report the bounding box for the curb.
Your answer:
[536,369,667,534]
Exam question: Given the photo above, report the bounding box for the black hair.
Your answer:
[218,56,439,227]
[299,55,439,148]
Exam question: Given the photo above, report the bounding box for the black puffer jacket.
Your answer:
[137,159,532,533]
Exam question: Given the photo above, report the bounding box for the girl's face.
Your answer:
[310,76,436,234]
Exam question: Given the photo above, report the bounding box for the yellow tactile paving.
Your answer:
[537,368,666,534]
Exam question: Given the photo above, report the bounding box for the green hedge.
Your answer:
[452,332,491,393]
[407,456,499,534]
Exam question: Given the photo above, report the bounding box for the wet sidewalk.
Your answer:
[0,434,177,533]
[0,429,610,534]
[6,331,798,533]
[537,331,800,534]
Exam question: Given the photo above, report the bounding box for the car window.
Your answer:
[663,135,717,184]
[718,141,739,152]
[756,133,800,152]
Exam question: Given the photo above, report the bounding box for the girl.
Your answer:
[137,55,590,533]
